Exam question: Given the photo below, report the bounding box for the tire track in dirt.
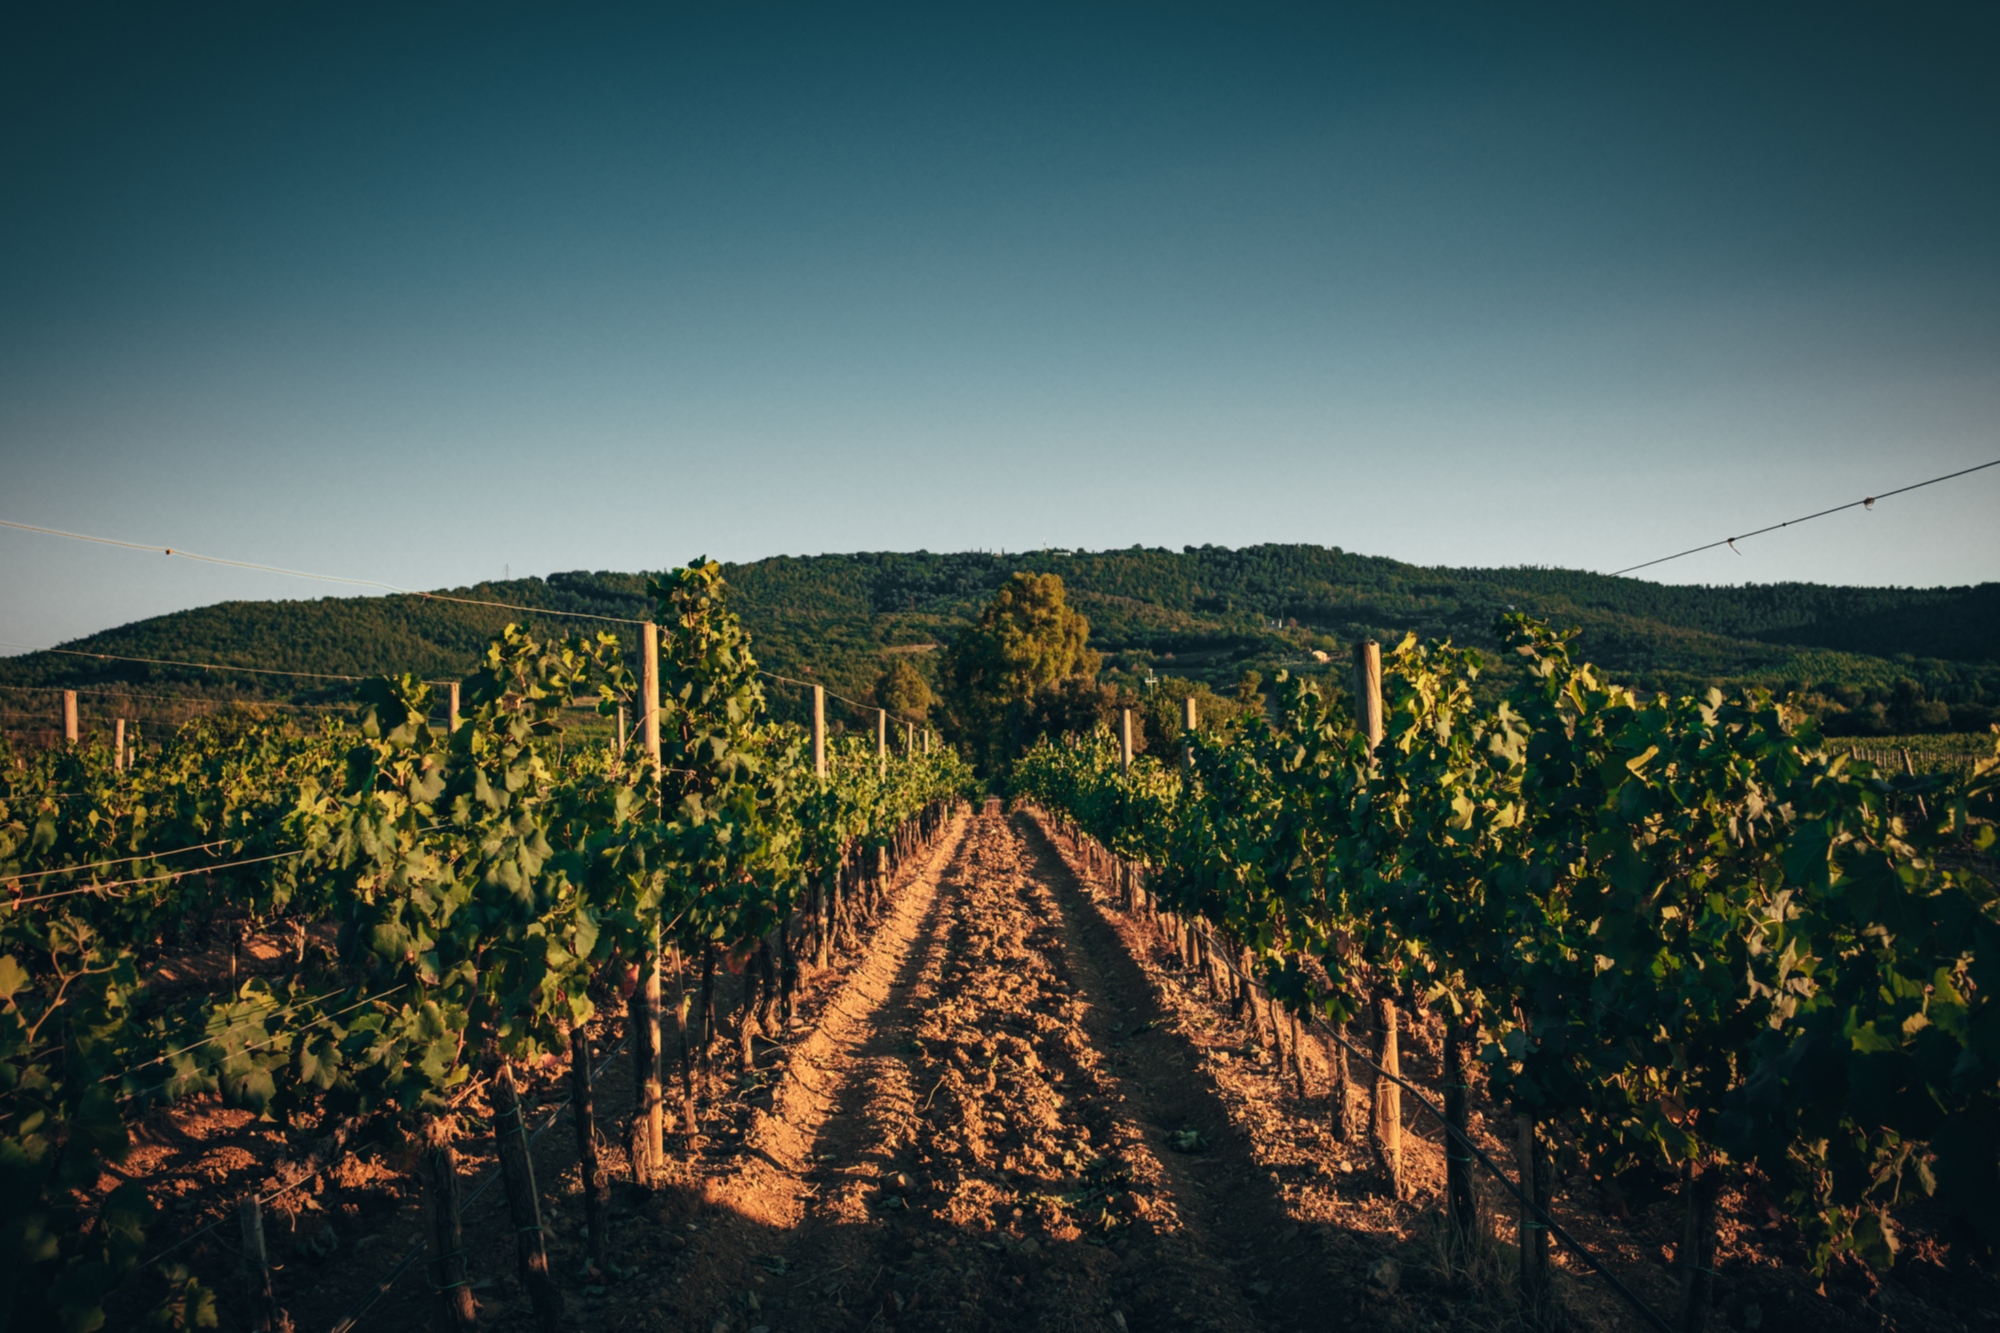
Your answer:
[1000,811,1360,1333]
[633,804,976,1331]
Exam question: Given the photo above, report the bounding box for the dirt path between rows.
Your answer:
[245,801,1475,1332]
[635,802,1376,1333]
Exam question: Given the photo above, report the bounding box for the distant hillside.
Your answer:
[3,545,1996,741]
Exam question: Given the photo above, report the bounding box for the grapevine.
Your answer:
[1015,615,2000,1320]
[0,561,972,1333]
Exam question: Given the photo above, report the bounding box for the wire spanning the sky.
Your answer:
[0,518,645,625]
[1609,459,2000,578]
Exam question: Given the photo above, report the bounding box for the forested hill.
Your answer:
[4,545,1997,737]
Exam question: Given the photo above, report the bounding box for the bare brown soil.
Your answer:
[124,803,1996,1333]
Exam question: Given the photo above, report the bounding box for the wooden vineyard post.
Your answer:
[640,920,664,1174]
[1119,708,1133,773]
[1372,996,1403,1198]
[1182,696,1197,768]
[873,709,890,890]
[1328,1018,1352,1141]
[1444,1023,1478,1248]
[1517,1115,1551,1302]
[1353,641,1383,751]
[1678,1160,1721,1333]
[421,1137,478,1333]
[924,728,932,755]
[811,686,827,779]
[63,690,78,745]
[568,1030,611,1275]
[448,681,460,735]
[617,705,627,753]
[641,621,661,771]
[636,620,664,1175]
[904,720,914,753]
[1900,747,1930,822]
[676,947,698,1136]
[238,1196,281,1333]
[492,1064,562,1332]
[114,718,126,772]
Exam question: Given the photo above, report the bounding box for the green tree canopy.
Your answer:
[944,572,1100,775]
[872,656,936,725]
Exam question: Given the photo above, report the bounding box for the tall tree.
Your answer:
[943,572,1099,775]
[872,657,936,725]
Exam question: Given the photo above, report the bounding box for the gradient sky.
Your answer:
[3,2,1997,650]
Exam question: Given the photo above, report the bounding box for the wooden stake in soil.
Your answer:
[1677,1160,1721,1333]
[1372,996,1403,1198]
[641,620,661,773]
[737,953,759,1072]
[448,682,460,735]
[877,707,888,776]
[1182,695,1198,768]
[420,1138,478,1333]
[1444,1022,1479,1246]
[1328,1019,1352,1141]
[238,1196,282,1333]
[492,1064,563,1333]
[114,718,126,772]
[643,921,664,1173]
[1119,708,1133,773]
[568,1030,611,1275]
[1353,641,1383,751]
[1517,1114,1552,1301]
[1900,747,1930,822]
[637,621,666,1171]
[62,690,78,745]
[778,919,797,1029]
[811,685,826,779]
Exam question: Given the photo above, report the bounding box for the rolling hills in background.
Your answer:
[3,545,1996,740]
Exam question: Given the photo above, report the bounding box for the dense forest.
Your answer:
[4,544,1996,738]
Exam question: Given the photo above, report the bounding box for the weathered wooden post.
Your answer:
[874,710,890,890]
[568,1029,610,1275]
[811,685,827,779]
[635,620,664,1174]
[1901,747,1929,822]
[63,690,78,745]
[238,1196,281,1333]
[1372,996,1403,1198]
[1182,695,1198,768]
[114,718,127,772]
[1119,708,1133,773]
[1444,1025,1478,1248]
[1677,1160,1720,1332]
[1353,640,1383,750]
[448,681,460,735]
[421,1132,477,1332]
[492,1063,562,1331]
[1518,1115,1551,1301]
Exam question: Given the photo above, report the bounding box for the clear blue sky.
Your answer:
[3,2,1997,650]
